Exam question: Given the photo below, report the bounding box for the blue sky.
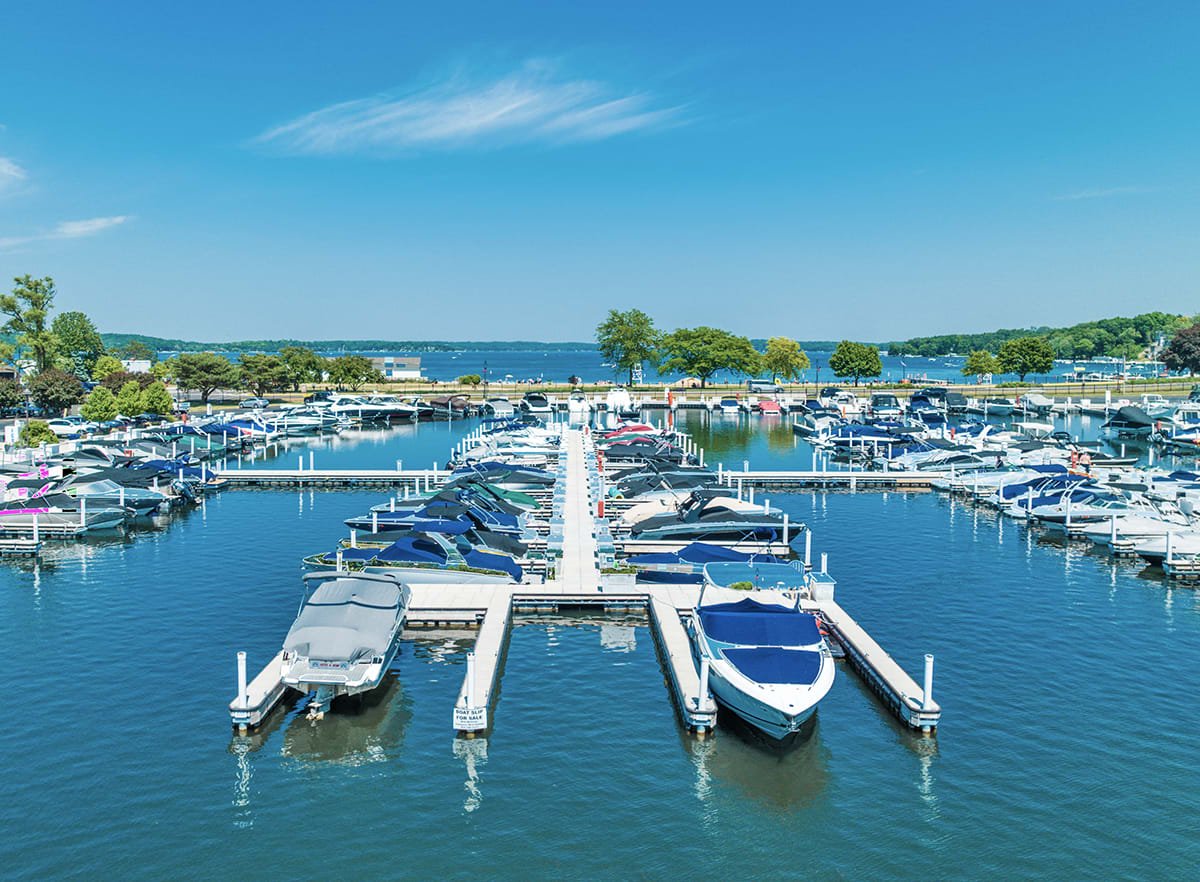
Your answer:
[1,1,1196,342]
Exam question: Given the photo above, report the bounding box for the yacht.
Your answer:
[520,391,554,418]
[628,490,792,543]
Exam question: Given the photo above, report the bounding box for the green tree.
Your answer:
[1,275,59,372]
[761,337,810,383]
[238,354,291,397]
[279,346,327,390]
[596,308,662,385]
[150,359,174,382]
[120,339,156,362]
[171,352,240,403]
[997,336,1054,381]
[92,354,124,380]
[327,355,382,391]
[0,378,21,410]
[828,341,883,386]
[100,370,154,392]
[1162,323,1200,374]
[81,385,119,422]
[659,327,762,388]
[27,368,83,415]
[115,380,145,417]
[18,420,58,447]
[141,381,173,415]
[51,310,104,378]
[962,350,999,378]
[457,374,482,385]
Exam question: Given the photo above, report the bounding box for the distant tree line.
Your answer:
[890,312,1189,359]
[595,309,883,387]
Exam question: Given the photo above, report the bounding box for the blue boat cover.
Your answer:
[462,549,522,581]
[699,599,822,646]
[408,517,472,535]
[374,536,447,564]
[723,647,822,685]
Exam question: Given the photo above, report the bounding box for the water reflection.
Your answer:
[680,715,831,811]
[279,675,412,766]
[453,736,488,813]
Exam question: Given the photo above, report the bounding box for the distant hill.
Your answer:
[887,312,1188,359]
[99,334,852,354]
[99,335,598,354]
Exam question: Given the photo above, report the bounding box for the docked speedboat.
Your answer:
[304,530,523,583]
[1102,405,1155,438]
[716,397,741,415]
[519,391,554,417]
[482,397,516,418]
[692,584,835,742]
[629,490,792,543]
[869,393,903,419]
[279,571,411,718]
[605,386,640,420]
[626,541,782,583]
[567,391,592,421]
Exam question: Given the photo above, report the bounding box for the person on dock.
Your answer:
[1080,451,1092,474]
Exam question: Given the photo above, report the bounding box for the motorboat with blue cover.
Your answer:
[344,500,525,537]
[280,571,411,719]
[626,541,782,583]
[303,530,523,583]
[692,590,835,741]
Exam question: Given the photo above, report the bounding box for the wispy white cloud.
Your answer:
[0,156,26,188]
[254,60,685,155]
[1053,186,1155,201]
[0,215,130,250]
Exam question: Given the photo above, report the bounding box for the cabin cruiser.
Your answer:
[519,391,554,417]
[482,397,516,418]
[605,386,639,420]
[1139,393,1173,419]
[1018,393,1055,415]
[716,397,740,415]
[692,580,835,742]
[279,571,411,719]
[1102,405,1155,438]
[567,391,592,421]
[869,393,902,419]
[56,477,168,515]
[980,397,1016,417]
[628,490,793,543]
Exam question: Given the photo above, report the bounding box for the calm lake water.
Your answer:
[2,412,1197,879]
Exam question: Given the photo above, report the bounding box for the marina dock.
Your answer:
[229,425,941,738]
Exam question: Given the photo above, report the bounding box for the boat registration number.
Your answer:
[311,660,347,670]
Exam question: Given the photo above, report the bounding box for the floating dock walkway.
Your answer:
[230,426,941,739]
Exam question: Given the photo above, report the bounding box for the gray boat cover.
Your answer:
[284,578,403,663]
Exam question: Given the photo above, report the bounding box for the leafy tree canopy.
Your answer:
[238,354,292,397]
[141,381,173,415]
[27,368,83,415]
[2,275,58,372]
[92,354,124,380]
[761,337,810,382]
[962,350,999,378]
[115,380,144,417]
[279,346,327,390]
[0,378,22,409]
[165,352,240,403]
[81,386,119,422]
[828,341,882,385]
[997,336,1054,381]
[659,327,761,388]
[596,309,662,385]
[327,355,382,391]
[18,420,58,448]
[1162,323,1200,375]
[51,310,105,378]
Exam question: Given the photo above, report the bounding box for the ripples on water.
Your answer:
[2,416,1199,879]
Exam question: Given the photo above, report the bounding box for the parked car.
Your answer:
[305,391,333,404]
[172,400,191,413]
[46,417,96,438]
[747,379,783,394]
[240,397,270,409]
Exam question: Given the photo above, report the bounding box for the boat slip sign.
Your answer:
[454,705,487,731]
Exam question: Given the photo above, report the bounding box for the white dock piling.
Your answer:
[699,657,710,708]
[466,651,476,708]
[782,513,789,545]
[237,651,248,710]
[922,654,935,710]
[309,450,314,470]
[389,498,396,512]
[820,552,828,574]
[335,549,343,569]
[804,530,812,569]
[298,455,303,471]
[372,511,379,534]
[79,495,87,527]
[350,529,357,548]
[32,514,39,544]
[1166,531,1174,565]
